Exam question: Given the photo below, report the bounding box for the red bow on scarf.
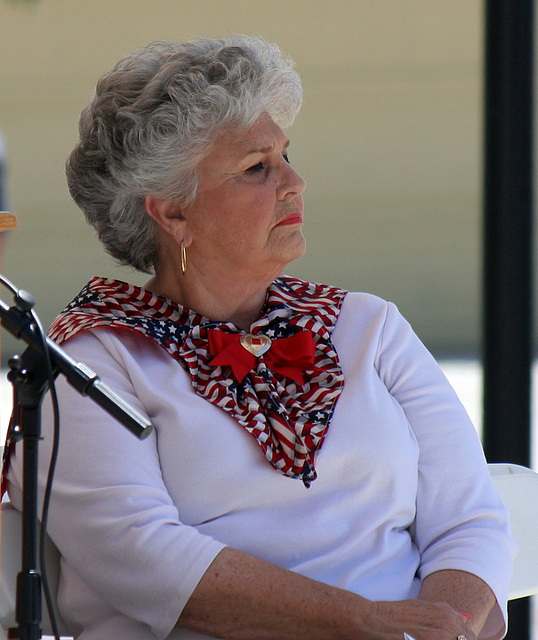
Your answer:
[208,329,317,384]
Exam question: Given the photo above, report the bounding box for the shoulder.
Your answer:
[53,325,172,377]
[277,276,405,341]
[278,276,391,317]
[333,291,421,368]
[341,290,391,313]
[336,291,396,334]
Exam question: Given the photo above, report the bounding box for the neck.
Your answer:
[145,268,279,331]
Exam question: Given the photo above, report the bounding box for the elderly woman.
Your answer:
[6,36,514,640]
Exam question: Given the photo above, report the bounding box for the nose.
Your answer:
[277,160,306,201]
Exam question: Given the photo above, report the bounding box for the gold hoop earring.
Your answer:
[180,241,187,275]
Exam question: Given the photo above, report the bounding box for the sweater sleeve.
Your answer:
[375,301,516,640]
[7,329,226,640]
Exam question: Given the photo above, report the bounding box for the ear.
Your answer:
[144,195,191,246]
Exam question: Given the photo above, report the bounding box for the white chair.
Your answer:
[0,464,537,638]
[488,462,538,600]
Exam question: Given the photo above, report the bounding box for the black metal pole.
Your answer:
[15,365,45,640]
[483,1,533,638]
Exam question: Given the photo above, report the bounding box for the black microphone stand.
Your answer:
[0,279,153,639]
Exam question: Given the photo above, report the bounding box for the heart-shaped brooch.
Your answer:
[239,333,272,357]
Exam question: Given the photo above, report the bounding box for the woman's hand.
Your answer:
[370,599,476,640]
[370,569,498,640]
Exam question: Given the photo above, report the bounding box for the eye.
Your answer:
[246,162,265,173]
[247,162,265,173]
[245,153,290,174]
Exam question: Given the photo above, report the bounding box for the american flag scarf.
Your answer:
[49,276,347,486]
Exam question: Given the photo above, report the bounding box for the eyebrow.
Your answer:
[244,139,290,157]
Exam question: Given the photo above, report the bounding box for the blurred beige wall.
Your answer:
[0,0,483,361]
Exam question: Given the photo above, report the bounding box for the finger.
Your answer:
[456,610,473,622]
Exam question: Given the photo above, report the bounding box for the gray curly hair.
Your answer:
[66,35,303,273]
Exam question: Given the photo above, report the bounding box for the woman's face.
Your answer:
[182,114,307,280]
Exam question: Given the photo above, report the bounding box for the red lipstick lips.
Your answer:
[276,213,303,227]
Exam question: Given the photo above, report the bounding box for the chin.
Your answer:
[287,235,307,262]
[262,234,306,274]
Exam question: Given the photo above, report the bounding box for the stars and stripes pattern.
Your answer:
[49,276,347,486]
